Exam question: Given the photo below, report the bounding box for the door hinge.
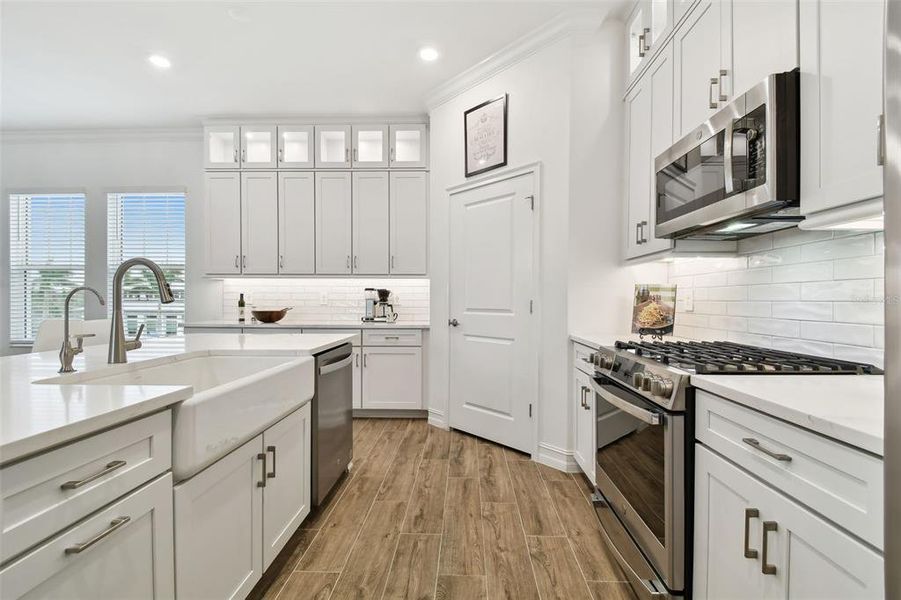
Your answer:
[526,195,534,210]
[529,403,533,418]
[530,299,534,314]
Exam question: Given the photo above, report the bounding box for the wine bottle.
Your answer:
[238,293,246,323]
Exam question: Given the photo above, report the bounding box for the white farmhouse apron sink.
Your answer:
[37,353,315,481]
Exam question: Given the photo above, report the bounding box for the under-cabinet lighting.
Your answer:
[148,54,172,69]
[419,47,440,62]
[715,221,755,233]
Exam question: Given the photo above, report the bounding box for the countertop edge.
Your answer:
[184,321,431,330]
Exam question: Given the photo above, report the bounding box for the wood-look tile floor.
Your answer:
[250,418,635,600]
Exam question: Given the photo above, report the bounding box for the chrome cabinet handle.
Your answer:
[279,255,284,269]
[65,516,131,554]
[761,521,778,575]
[257,453,267,487]
[355,353,360,367]
[242,255,247,270]
[346,255,351,270]
[353,256,358,269]
[241,148,246,162]
[878,114,886,166]
[583,386,592,410]
[391,255,396,270]
[353,147,358,162]
[61,460,127,490]
[384,336,400,340]
[709,77,719,109]
[718,69,728,102]
[744,508,759,558]
[635,222,642,245]
[742,438,792,462]
[363,353,368,367]
[640,220,648,243]
[638,33,647,58]
[233,148,238,163]
[390,147,395,163]
[345,147,350,163]
[234,255,239,269]
[642,27,651,52]
[278,147,284,163]
[266,445,276,479]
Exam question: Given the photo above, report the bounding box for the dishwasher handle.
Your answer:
[319,353,354,376]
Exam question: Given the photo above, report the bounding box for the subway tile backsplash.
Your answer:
[220,279,430,324]
[669,230,885,368]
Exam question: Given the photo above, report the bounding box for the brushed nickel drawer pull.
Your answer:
[257,453,267,487]
[742,438,792,462]
[64,516,130,554]
[267,445,277,479]
[61,460,127,490]
[744,508,759,558]
[761,521,778,575]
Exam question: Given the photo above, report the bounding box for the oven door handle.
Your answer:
[590,379,662,426]
[724,117,735,195]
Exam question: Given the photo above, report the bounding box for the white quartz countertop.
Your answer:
[691,374,884,456]
[184,320,430,330]
[0,332,354,465]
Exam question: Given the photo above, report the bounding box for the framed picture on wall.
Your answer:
[464,94,507,177]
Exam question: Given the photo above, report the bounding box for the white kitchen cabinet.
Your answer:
[352,171,390,274]
[278,172,315,274]
[390,171,428,275]
[315,125,351,168]
[205,172,242,274]
[672,0,724,137]
[627,3,649,77]
[262,403,311,569]
[800,0,885,217]
[361,347,422,409]
[352,347,363,409]
[694,445,884,599]
[205,125,240,169]
[644,45,677,255]
[352,124,389,168]
[277,125,314,168]
[624,74,653,259]
[389,124,428,168]
[241,172,279,275]
[316,171,353,274]
[572,368,595,484]
[0,474,175,600]
[626,0,673,81]
[726,0,797,103]
[241,125,277,169]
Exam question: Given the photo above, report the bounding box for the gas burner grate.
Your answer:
[613,340,883,375]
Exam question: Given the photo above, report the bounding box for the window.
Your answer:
[107,192,186,337]
[9,193,86,344]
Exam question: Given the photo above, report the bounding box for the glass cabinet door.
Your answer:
[204,126,240,169]
[627,5,649,76]
[240,125,277,169]
[389,124,428,168]
[315,125,351,168]
[352,125,389,168]
[650,0,671,47]
[277,125,314,168]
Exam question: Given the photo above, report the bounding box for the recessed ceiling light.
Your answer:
[148,54,171,69]
[419,47,439,62]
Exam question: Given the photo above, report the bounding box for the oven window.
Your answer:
[595,386,666,544]
[656,130,727,227]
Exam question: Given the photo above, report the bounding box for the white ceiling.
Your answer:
[1,1,610,129]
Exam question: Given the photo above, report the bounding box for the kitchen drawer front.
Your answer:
[362,329,422,347]
[572,342,596,376]
[0,472,175,599]
[696,391,883,549]
[1,411,172,563]
[306,329,362,346]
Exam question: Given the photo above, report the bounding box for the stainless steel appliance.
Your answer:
[588,340,882,599]
[883,1,899,595]
[655,69,800,241]
[312,342,354,506]
[362,288,397,323]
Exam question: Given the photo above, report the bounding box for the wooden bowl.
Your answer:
[250,307,292,323]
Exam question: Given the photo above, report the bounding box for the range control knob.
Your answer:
[651,378,675,397]
[641,375,655,392]
[632,372,645,388]
[598,355,613,369]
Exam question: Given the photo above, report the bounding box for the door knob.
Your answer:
[448,318,459,327]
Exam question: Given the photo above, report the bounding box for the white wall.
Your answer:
[0,130,220,355]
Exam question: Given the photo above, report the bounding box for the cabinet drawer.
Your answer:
[307,328,362,346]
[0,473,175,599]
[362,329,421,346]
[696,391,883,549]
[1,411,172,563]
[572,342,596,376]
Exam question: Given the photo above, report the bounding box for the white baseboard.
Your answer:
[427,408,448,430]
[536,442,581,473]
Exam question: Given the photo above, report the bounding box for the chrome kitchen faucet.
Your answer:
[108,257,175,364]
[58,286,106,373]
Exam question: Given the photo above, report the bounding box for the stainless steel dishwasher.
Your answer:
[312,343,354,506]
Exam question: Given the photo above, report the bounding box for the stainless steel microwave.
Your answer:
[654,69,801,240]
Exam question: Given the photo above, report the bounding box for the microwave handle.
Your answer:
[724,118,735,195]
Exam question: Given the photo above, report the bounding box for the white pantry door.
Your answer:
[448,172,536,453]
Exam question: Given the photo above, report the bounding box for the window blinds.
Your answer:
[8,193,86,344]
[107,192,186,337]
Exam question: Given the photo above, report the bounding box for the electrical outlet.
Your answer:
[393,293,400,305]
[320,291,328,305]
[681,288,694,313]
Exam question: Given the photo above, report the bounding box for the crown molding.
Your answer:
[424,9,610,110]
[0,127,202,144]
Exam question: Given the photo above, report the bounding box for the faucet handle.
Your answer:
[72,333,95,351]
[124,323,145,351]
[133,324,145,342]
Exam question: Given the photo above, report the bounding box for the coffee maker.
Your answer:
[363,288,397,322]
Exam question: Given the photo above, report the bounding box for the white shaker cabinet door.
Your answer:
[278,172,315,274]
[241,171,279,275]
[205,172,242,274]
[727,0,797,101]
[352,171,390,275]
[673,0,724,137]
[389,124,428,168]
[315,125,352,168]
[0,474,175,600]
[624,79,652,260]
[352,347,363,409]
[240,125,277,169]
[262,404,311,569]
[352,124,389,168]
[174,435,264,600]
[277,125,314,168]
[361,347,422,410]
[572,368,595,484]
[204,125,240,169]
[389,171,428,275]
[800,0,885,216]
[644,44,676,255]
[315,172,353,274]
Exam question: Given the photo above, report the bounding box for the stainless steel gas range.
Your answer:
[587,340,883,600]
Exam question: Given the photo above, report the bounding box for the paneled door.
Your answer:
[205,172,242,274]
[352,171,389,274]
[389,171,428,275]
[278,172,315,274]
[673,0,724,137]
[448,171,536,453]
[241,172,279,274]
[315,172,353,274]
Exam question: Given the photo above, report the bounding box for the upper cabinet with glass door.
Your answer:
[626,0,674,83]
[240,125,277,169]
[316,125,352,168]
[389,124,428,168]
[353,125,389,168]
[205,126,240,169]
[277,125,314,168]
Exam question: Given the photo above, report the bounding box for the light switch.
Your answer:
[320,291,328,305]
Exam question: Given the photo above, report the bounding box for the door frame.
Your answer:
[445,161,542,458]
